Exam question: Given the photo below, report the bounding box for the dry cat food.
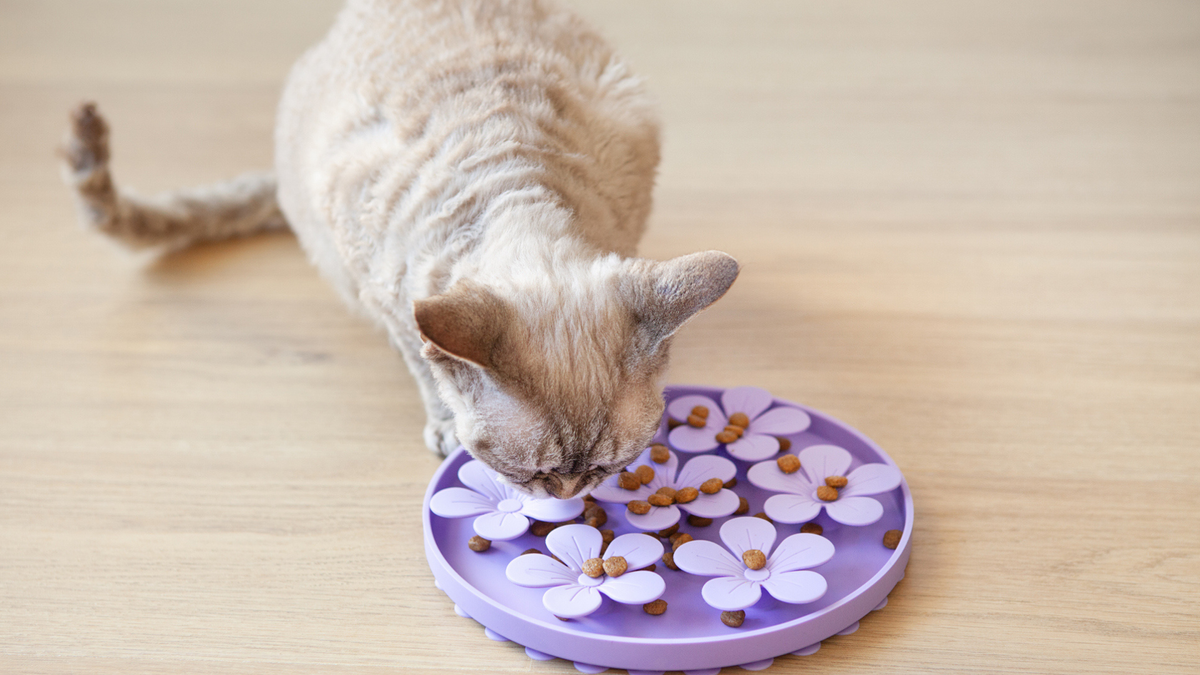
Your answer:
[468,535,491,552]
[583,504,607,528]
[649,443,670,464]
[648,493,674,507]
[825,475,848,488]
[634,465,656,485]
[816,485,839,502]
[687,514,713,527]
[727,412,750,429]
[883,529,902,549]
[661,550,679,571]
[799,522,823,536]
[656,486,677,499]
[618,471,641,491]
[530,520,560,537]
[582,557,605,578]
[627,500,652,515]
[715,429,738,444]
[602,555,627,577]
[699,478,723,494]
[674,487,699,504]
[741,549,766,570]
[657,523,679,539]
[723,477,738,489]
[643,599,668,616]
[671,533,693,551]
[776,454,801,474]
[641,563,656,572]
[521,548,542,556]
[734,496,750,515]
[687,405,710,428]
[720,610,746,628]
[753,512,773,524]
[776,437,792,452]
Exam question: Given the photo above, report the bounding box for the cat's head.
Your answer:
[413,250,739,499]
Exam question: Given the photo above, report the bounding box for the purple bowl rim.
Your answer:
[422,384,914,647]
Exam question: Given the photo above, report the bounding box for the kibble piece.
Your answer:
[742,548,766,570]
[627,500,652,515]
[825,475,849,488]
[691,405,710,419]
[656,486,677,499]
[530,520,558,537]
[634,465,656,485]
[600,529,615,544]
[687,514,713,527]
[583,493,595,503]
[723,425,745,438]
[657,523,680,539]
[675,487,699,504]
[468,535,491,552]
[715,430,738,444]
[720,610,746,628]
[641,564,657,572]
[602,555,628,577]
[648,493,674,507]
[776,437,792,452]
[585,511,608,529]
[687,414,707,428]
[733,496,750,515]
[817,485,839,502]
[883,529,902,549]
[753,512,774,524]
[582,558,605,578]
[700,478,724,494]
[522,548,542,556]
[800,522,824,536]
[777,454,801,474]
[728,412,751,429]
[723,477,738,489]
[643,599,668,616]
[650,444,670,464]
[618,471,641,491]
[671,533,693,551]
[667,417,684,430]
[662,550,680,571]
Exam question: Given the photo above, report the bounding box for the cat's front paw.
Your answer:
[424,417,459,457]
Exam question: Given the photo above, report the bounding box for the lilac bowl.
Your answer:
[422,385,913,674]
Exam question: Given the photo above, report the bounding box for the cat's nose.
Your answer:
[545,471,587,499]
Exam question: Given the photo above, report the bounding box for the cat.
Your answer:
[60,0,738,499]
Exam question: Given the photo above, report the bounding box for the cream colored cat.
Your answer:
[61,0,738,499]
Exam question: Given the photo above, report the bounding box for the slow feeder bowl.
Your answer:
[423,385,913,674]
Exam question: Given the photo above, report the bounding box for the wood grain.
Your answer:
[2,1,1197,673]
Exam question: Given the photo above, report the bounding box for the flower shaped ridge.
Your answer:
[505,524,666,618]
[747,444,903,526]
[667,386,812,461]
[429,460,585,541]
[589,446,740,531]
[673,516,834,611]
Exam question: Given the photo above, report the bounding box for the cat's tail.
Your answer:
[59,101,288,252]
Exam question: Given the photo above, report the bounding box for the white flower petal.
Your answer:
[472,511,530,541]
[747,458,814,495]
[506,553,578,588]
[597,570,665,605]
[768,533,835,573]
[457,460,510,503]
[719,516,778,559]
[748,406,811,435]
[519,496,586,523]
[546,524,603,570]
[677,489,740,519]
[725,433,780,461]
[797,445,854,487]
[721,386,774,421]
[671,539,744,578]
[668,424,721,453]
[762,570,828,605]
[667,394,727,427]
[841,463,903,498]
[701,576,763,611]
[624,504,682,531]
[604,533,664,571]
[674,454,737,488]
[543,584,603,618]
[763,493,823,525]
[429,487,496,519]
[824,496,885,526]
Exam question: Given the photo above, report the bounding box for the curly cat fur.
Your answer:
[61,0,738,499]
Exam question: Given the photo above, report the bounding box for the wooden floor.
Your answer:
[2,1,1198,673]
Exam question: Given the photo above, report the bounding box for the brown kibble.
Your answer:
[641,564,657,572]
[627,500,651,515]
[724,477,738,489]
[668,532,687,545]
[657,524,680,539]
[671,533,693,551]
[687,414,706,428]
[720,610,746,628]
[556,615,570,622]
[662,550,680,571]
[583,493,595,503]
[723,425,745,438]
[883,529,902,549]
[734,496,750,515]
[728,412,750,429]
[600,529,615,544]
[530,520,558,537]
[776,437,792,452]
[618,471,641,491]
[675,487,699,504]
[700,478,724,494]
[635,465,655,485]
[817,485,839,502]
[691,405,710,419]
[825,475,849,488]
[715,430,738,444]
[800,522,824,536]
[742,548,766,570]
[643,599,668,615]
[777,454,801,474]
[582,558,605,578]
[667,417,684,430]
[687,514,713,527]
[468,535,491,552]
[650,444,670,464]
[753,512,773,524]
[656,486,677,499]
[522,548,542,556]
[648,493,674,507]
[603,555,628,577]
[584,510,608,529]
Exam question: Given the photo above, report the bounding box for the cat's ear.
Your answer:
[413,284,510,369]
[625,250,740,348]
